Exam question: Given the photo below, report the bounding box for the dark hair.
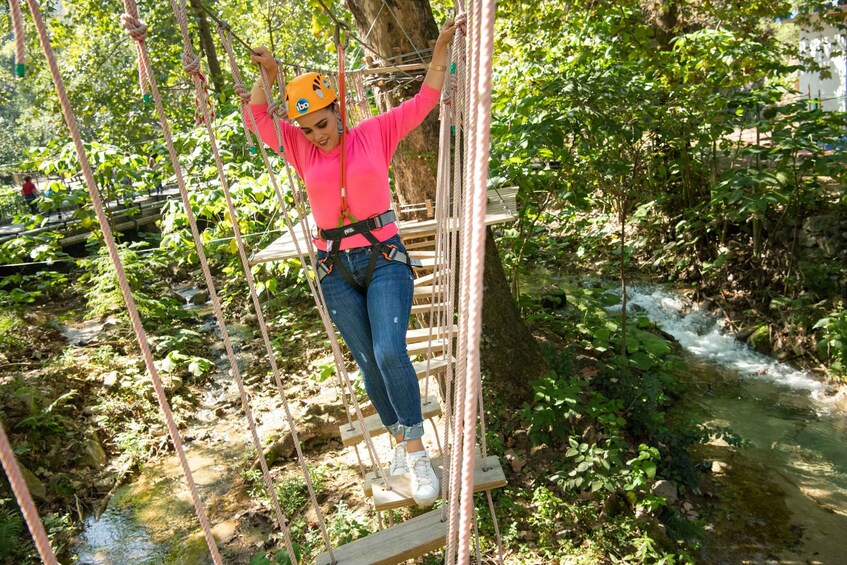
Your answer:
[24,175,32,182]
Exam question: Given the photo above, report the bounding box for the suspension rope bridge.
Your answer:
[0,0,510,563]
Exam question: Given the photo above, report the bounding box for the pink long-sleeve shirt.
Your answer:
[248,84,441,250]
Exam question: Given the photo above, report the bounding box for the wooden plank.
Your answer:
[343,356,453,386]
[414,270,451,286]
[339,395,441,447]
[405,325,458,344]
[413,284,447,298]
[315,508,446,565]
[365,455,507,509]
[362,62,430,76]
[407,337,449,357]
[411,301,449,315]
[250,187,517,264]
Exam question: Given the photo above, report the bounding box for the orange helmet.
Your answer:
[285,72,337,120]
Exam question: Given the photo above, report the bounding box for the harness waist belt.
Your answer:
[318,210,397,241]
[315,209,420,292]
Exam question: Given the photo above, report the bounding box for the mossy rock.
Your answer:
[746,325,771,354]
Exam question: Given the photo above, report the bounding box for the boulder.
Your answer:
[80,437,108,469]
[19,464,47,500]
[651,479,678,505]
[746,325,771,355]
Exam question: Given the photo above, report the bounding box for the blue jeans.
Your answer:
[318,234,424,440]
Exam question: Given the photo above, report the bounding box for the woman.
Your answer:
[21,175,38,214]
[248,16,463,506]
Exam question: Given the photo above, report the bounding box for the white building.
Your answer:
[797,9,847,111]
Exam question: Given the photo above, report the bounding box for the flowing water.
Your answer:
[622,285,847,563]
[74,508,168,564]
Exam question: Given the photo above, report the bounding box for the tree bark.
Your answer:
[344,0,440,205]
[344,0,548,407]
[188,0,225,93]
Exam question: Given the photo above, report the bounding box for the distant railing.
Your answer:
[0,175,164,224]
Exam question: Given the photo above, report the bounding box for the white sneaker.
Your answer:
[408,454,439,506]
[390,442,409,476]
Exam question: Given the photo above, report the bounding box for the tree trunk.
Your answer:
[344,0,440,206]
[188,0,225,93]
[480,227,547,406]
[343,0,548,406]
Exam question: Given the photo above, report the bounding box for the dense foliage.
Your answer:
[2,0,847,563]
[491,0,847,377]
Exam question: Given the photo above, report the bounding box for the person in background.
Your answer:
[21,175,38,214]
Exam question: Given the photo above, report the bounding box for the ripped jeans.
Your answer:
[317,234,424,440]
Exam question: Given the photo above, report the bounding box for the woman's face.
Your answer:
[296,107,340,152]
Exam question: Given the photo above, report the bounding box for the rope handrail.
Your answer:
[22,0,225,562]
[119,2,298,562]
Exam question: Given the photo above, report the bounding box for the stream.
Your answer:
[622,285,847,563]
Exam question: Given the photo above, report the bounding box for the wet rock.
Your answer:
[651,480,678,505]
[190,290,209,305]
[746,325,771,355]
[735,326,757,342]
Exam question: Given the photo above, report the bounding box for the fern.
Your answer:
[0,505,25,559]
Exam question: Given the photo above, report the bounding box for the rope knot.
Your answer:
[234,85,252,102]
[182,53,202,76]
[267,100,283,120]
[120,14,148,43]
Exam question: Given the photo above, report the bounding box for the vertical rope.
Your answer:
[166,1,337,558]
[119,4,298,563]
[22,1,224,562]
[0,422,59,564]
[448,2,477,557]
[9,0,26,77]
[456,0,496,563]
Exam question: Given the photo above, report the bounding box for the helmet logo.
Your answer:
[296,98,310,114]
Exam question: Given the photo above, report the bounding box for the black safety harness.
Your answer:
[316,209,422,293]
[314,31,420,293]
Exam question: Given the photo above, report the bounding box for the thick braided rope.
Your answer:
[119,11,149,99]
[245,60,394,491]
[120,3,297,561]
[433,44,455,511]
[455,1,496,563]
[447,6,478,558]
[438,33,466,522]
[22,1,224,562]
[166,1,339,558]
[9,0,25,77]
[0,421,58,563]
[449,16,507,562]
[446,27,467,526]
